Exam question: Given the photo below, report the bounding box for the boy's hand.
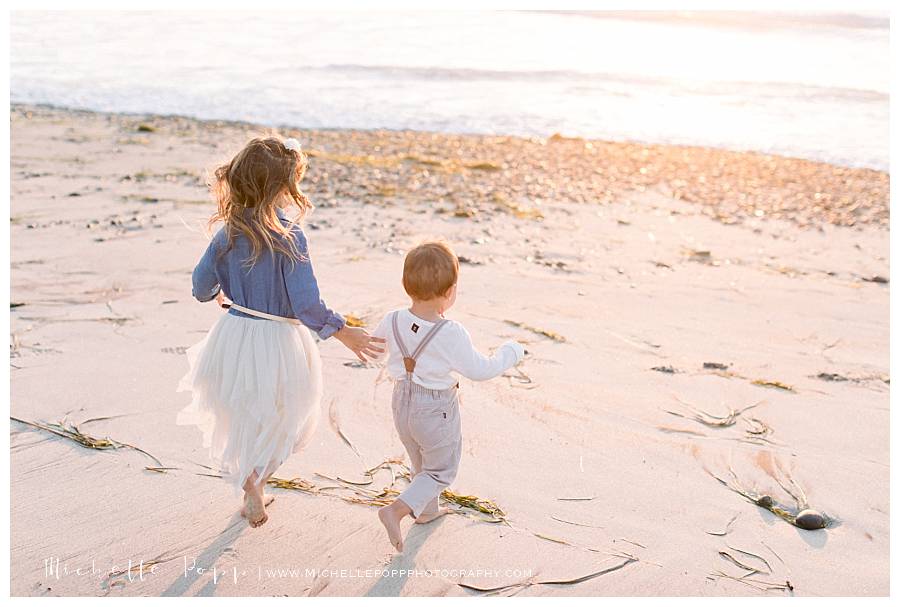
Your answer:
[334,325,386,362]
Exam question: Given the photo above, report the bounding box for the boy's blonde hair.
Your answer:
[403,241,459,301]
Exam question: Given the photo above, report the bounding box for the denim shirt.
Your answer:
[190,207,345,340]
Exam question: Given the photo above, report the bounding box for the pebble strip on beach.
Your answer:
[13,104,889,229]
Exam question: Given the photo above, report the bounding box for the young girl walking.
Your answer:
[176,136,384,528]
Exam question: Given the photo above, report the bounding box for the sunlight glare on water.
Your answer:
[10,11,890,169]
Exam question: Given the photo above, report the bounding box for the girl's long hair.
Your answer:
[208,137,313,270]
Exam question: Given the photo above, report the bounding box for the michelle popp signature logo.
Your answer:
[44,556,531,586]
[44,557,160,583]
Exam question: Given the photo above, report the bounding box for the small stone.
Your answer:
[756,495,773,508]
[457,256,483,266]
[703,362,730,370]
[651,365,679,374]
[794,509,827,530]
[817,372,848,382]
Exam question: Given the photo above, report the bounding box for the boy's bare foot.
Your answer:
[378,501,412,552]
[243,489,269,528]
[415,507,451,524]
[241,494,274,518]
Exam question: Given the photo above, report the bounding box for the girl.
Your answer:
[176,136,384,528]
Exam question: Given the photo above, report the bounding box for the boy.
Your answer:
[372,241,525,551]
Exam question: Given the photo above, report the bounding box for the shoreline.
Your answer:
[12,102,888,230]
[12,100,889,173]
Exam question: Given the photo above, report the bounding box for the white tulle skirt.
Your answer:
[175,312,323,495]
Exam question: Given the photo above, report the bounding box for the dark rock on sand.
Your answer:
[794,509,827,530]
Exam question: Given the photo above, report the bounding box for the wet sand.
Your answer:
[9,104,889,596]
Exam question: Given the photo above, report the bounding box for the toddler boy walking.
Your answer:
[372,241,524,551]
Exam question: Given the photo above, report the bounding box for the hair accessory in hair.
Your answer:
[283,138,302,153]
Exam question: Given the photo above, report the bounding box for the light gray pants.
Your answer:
[391,380,462,518]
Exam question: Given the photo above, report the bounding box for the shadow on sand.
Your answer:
[364,517,446,597]
[161,514,247,597]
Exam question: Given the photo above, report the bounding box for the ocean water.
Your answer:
[10,11,890,170]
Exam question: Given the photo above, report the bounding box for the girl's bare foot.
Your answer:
[241,494,274,518]
[378,500,412,552]
[415,507,451,524]
[243,488,269,528]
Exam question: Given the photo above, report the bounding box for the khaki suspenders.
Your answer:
[391,310,448,385]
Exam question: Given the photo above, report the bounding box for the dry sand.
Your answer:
[9,104,889,596]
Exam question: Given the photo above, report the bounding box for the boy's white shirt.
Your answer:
[371,308,525,390]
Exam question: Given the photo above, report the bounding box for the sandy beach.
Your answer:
[9,104,889,596]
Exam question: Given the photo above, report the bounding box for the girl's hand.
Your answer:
[216,290,226,307]
[334,326,386,362]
